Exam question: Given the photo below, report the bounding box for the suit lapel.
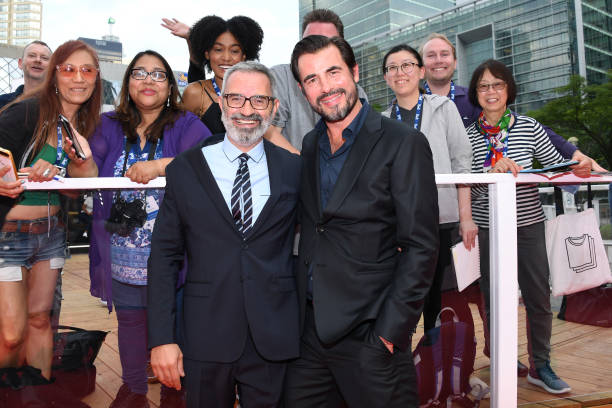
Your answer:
[322,109,383,221]
[302,131,323,219]
[184,143,240,233]
[247,140,280,237]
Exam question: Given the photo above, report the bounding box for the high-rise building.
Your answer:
[351,0,611,113]
[0,0,42,46]
[78,37,122,64]
[299,0,455,44]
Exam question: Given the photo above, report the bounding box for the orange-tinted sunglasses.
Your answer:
[56,64,99,81]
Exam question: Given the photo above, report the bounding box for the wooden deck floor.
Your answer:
[58,254,612,407]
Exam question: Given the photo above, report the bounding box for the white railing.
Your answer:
[23,172,612,407]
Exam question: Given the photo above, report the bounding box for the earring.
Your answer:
[166,97,170,107]
[55,87,59,95]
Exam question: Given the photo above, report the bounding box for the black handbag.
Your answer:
[52,325,108,370]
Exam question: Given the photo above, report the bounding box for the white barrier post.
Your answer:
[489,175,518,408]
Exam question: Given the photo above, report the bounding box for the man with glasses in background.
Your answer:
[148,61,301,408]
[0,41,51,108]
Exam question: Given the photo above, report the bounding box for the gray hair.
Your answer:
[221,61,276,98]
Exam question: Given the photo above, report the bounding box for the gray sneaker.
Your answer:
[527,363,571,394]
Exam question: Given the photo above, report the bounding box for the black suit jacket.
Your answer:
[148,135,301,363]
[297,108,439,351]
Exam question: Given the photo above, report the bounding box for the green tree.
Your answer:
[527,70,612,169]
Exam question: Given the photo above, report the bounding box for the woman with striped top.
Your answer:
[466,59,570,395]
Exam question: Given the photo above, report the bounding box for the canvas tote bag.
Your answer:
[545,207,612,296]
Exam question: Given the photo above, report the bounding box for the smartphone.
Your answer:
[58,114,87,160]
[0,147,18,182]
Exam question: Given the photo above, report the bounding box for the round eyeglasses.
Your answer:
[384,62,420,75]
[223,93,275,110]
[130,69,168,82]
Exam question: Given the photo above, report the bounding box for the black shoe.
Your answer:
[518,360,528,377]
[160,385,186,408]
[110,384,150,408]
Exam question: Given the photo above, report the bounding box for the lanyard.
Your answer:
[55,125,69,172]
[211,78,222,97]
[394,93,423,130]
[424,80,455,101]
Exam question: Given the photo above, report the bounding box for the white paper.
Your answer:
[452,236,481,292]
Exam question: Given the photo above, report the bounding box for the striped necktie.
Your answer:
[231,153,252,235]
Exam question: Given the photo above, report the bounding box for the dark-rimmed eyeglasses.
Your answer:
[56,64,99,81]
[477,82,506,93]
[223,93,275,110]
[130,69,168,82]
[384,62,420,75]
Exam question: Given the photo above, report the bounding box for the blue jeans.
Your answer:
[0,216,66,281]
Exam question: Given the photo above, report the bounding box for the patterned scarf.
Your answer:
[477,108,512,171]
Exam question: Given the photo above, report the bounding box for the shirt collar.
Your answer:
[222,135,265,163]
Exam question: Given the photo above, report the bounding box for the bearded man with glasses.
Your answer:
[148,61,301,408]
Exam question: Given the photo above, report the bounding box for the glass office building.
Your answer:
[299,0,456,43]
[351,0,611,113]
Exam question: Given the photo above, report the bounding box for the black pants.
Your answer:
[479,222,552,368]
[184,331,286,408]
[284,303,418,408]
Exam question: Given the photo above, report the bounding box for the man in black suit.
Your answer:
[147,61,301,408]
[283,36,440,407]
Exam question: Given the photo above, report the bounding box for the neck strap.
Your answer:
[121,137,158,176]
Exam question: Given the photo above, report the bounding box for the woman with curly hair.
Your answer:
[178,15,264,134]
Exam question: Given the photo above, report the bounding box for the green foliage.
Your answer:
[371,102,384,113]
[527,70,612,169]
[601,223,612,241]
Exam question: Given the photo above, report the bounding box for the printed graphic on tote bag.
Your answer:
[565,234,597,273]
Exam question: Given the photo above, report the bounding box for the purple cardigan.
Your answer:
[88,110,211,311]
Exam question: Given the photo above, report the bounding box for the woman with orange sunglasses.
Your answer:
[0,40,101,380]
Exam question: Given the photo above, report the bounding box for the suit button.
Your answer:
[242,243,248,250]
[315,225,325,233]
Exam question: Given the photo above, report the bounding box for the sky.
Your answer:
[41,0,299,73]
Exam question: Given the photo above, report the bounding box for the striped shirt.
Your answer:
[468,114,564,228]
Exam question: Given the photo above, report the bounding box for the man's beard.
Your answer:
[221,111,272,147]
[312,84,358,123]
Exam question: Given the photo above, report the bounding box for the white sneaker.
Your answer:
[469,375,490,399]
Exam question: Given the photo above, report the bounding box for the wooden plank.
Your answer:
[59,254,612,408]
[568,391,612,406]
[539,399,581,407]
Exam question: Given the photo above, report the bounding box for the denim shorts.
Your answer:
[0,216,66,282]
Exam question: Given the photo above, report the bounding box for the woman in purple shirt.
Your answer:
[88,50,211,407]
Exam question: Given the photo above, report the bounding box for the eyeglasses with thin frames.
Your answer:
[130,69,168,82]
[56,64,99,81]
[384,62,420,75]
[477,82,507,93]
[223,93,275,110]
